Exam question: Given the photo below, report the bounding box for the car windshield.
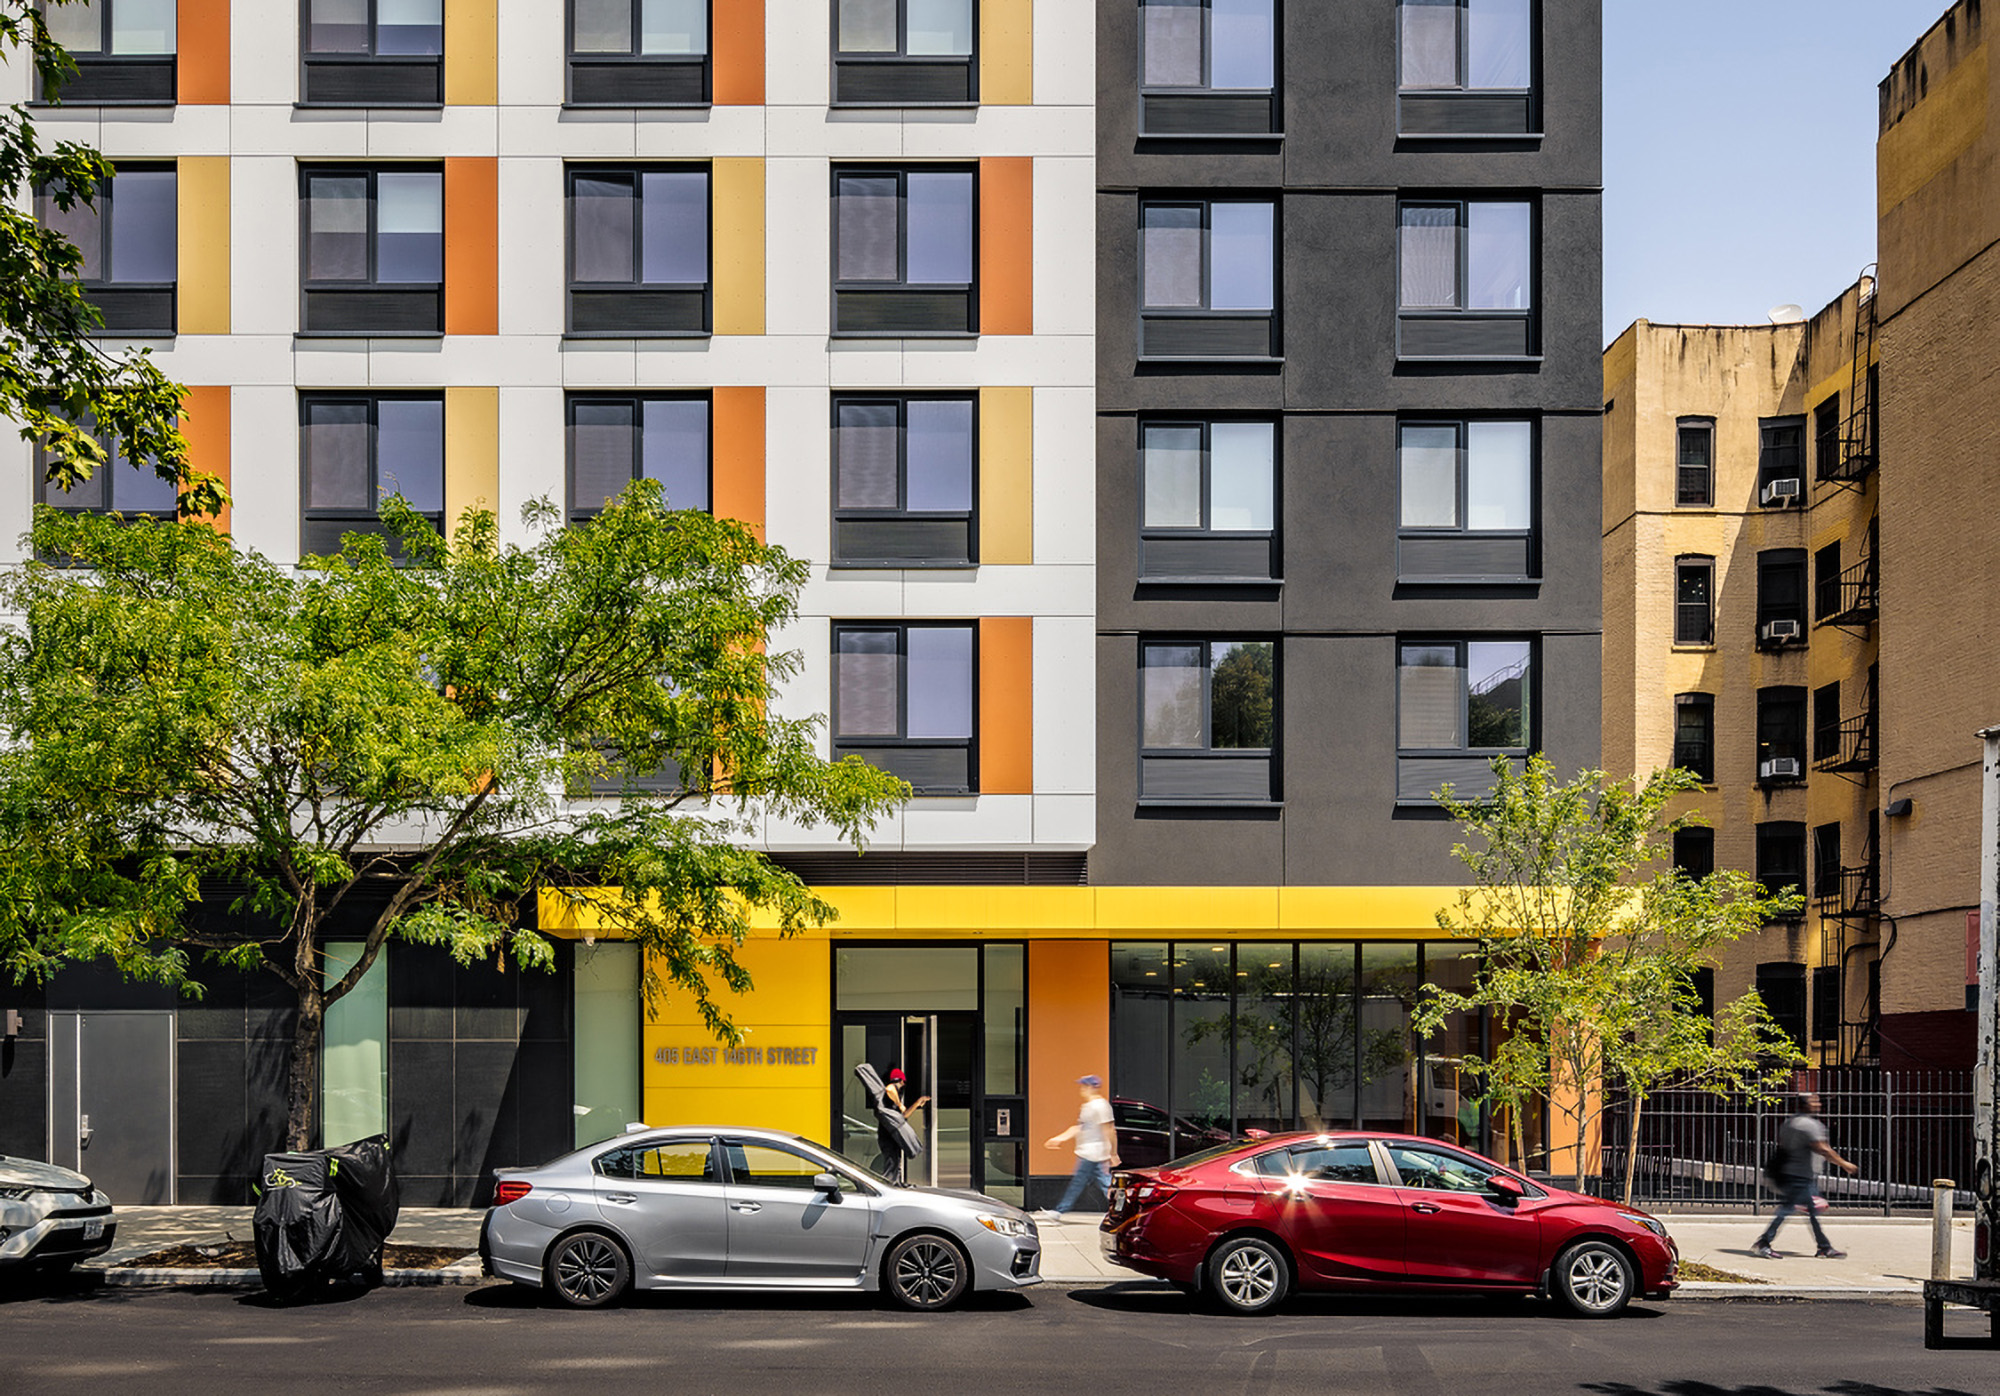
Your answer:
[1159,1140,1260,1171]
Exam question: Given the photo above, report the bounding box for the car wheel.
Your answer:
[547,1231,630,1309]
[884,1233,971,1311]
[1206,1236,1290,1316]
[1552,1239,1635,1318]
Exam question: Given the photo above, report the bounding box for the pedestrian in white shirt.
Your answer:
[1036,1075,1119,1222]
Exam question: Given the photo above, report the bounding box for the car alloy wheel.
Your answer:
[549,1232,630,1309]
[1207,1236,1290,1315]
[885,1234,970,1311]
[1554,1239,1634,1318]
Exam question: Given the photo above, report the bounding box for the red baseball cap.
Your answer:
[887,1067,906,1082]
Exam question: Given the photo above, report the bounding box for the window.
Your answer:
[302,0,444,105]
[1815,542,1842,623]
[1813,394,1841,482]
[832,167,976,335]
[300,167,443,335]
[1253,1141,1384,1185]
[1398,0,1535,135]
[724,1140,857,1193]
[833,623,976,793]
[35,419,180,522]
[1812,682,1841,765]
[570,0,709,106]
[1757,416,1804,506]
[567,167,710,335]
[1675,418,1713,507]
[1139,198,1277,359]
[1672,693,1713,783]
[1812,821,1842,900]
[1396,638,1532,802]
[1757,960,1807,1047]
[594,1139,717,1181]
[1755,548,1806,648]
[1398,420,1534,581]
[1397,200,1534,358]
[1755,686,1805,785]
[834,0,976,105]
[1673,554,1713,646]
[1812,965,1840,1045]
[37,166,177,334]
[40,0,177,104]
[1140,420,1277,581]
[1755,827,1806,906]
[567,394,710,522]
[1139,640,1276,804]
[300,394,445,556]
[1138,0,1279,136]
[833,395,976,566]
[1672,827,1714,881]
[1385,1141,1503,1193]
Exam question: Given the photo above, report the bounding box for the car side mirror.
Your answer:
[813,1172,844,1198]
[1488,1174,1525,1203]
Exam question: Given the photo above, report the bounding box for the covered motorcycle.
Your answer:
[251,1134,400,1301]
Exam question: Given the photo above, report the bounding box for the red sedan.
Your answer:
[1100,1132,1677,1317]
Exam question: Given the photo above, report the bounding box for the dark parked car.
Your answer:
[1101,1131,1677,1317]
[1110,1098,1230,1169]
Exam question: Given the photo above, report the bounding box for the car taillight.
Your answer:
[492,1180,532,1206]
[1128,1181,1176,1207]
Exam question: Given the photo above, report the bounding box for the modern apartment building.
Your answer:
[0,0,1603,1206]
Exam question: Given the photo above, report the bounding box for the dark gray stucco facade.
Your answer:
[1091,0,1605,887]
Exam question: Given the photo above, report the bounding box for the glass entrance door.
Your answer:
[836,1012,980,1192]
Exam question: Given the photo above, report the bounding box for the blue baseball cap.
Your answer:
[1079,1075,1102,1087]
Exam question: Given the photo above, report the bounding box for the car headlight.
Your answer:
[1618,1212,1668,1239]
[977,1213,1031,1238]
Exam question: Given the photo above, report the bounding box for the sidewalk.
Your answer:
[81,1204,1969,1294]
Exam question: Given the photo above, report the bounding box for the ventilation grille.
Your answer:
[773,852,1088,886]
[835,744,971,794]
[570,289,708,335]
[834,59,974,105]
[568,58,708,106]
[87,286,176,335]
[1142,94,1277,136]
[1398,755,1522,803]
[301,58,443,107]
[1398,314,1533,359]
[835,289,975,336]
[53,57,176,105]
[1399,93,1535,135]
[834,518,972,566]
[1141,535,1275,581]
[1141,755,1273,802]
[303,288,443,335]
[1397,534,1533,581]
[1141,315,1275,358]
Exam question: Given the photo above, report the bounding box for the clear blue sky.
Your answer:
[1604,0,1952,344]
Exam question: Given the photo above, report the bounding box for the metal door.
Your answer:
[834,1011,981,1191]
[48,1010,176,1204]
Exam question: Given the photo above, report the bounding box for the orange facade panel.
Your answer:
[179,385,230,533]
[444,158,499,336]
[1027,942,1110,1164]
[712,387,766,539]
[713,2,765,105]
[177,0,229,104]
[978,617,1033,795]
[979,158,1033,337]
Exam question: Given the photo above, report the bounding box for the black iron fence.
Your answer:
[1596,1068,1973,1213]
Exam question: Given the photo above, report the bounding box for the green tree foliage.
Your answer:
[1413,756,1804,1194]
[2,3,216,511]
[0,488,906,1149]
[1209,642,1273,748]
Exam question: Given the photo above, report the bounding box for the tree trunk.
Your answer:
[1622,1093,1643,1206]
[285,985,325,1153]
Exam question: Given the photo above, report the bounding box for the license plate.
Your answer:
[82,1219,103,1240]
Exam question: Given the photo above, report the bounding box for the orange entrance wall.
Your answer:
[1027,942,1108,1172]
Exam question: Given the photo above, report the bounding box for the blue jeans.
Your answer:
[1756,1173,1831,1252]
[1054,1158,1112,1215]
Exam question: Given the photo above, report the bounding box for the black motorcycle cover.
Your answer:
[252,1134,400,1298]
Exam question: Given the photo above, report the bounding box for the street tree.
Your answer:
[0,488,907,1149]
[1413,756,1804,1194]
[2,3,214,510]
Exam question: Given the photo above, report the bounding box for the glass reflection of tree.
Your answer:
[1211,642,1274,748]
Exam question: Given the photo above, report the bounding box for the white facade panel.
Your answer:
[228,385,301,564]
[231,157,299,336]
[1032,387,1096,565]
[498,157,566,338]
[1031,617,1096,796]
[1031,158,1097,339]
[497,385,565,548]
[763,158,832,338]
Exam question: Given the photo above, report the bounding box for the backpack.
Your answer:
[1761,1146,1785,1189]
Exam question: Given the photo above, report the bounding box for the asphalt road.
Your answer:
[4,1279,1997,1396]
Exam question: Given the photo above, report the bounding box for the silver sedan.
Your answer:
[480,1125,1041,1310]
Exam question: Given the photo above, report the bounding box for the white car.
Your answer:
[0,1155,116,1276]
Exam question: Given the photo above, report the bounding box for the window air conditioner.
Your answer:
[1759,757,1803,781]
[1760,477,1803,505]
[1760,619,1803,642]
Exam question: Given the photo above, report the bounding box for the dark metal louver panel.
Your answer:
[1397,755,1521,803]
[302,288,443,335]
[1141,535,1275,580]
[568,58,708,106]
[53,57,177,105]
[1397,534,1534,581]
[1140,755,1273,802]
[1140,315,1275,358]
[837,744,972,793]
[301,515,441,560]
[1398,314,1533,359]
[569,289,709,335]
[1398,93,1535,135]
[834,59,974,105]
[586,757,695,797]
[835,289,975,335]
[87,286,176,335]
[1141,94,1277,136]
[772,852,1089,886]
[302,58,444,107]
[835,518,973,566]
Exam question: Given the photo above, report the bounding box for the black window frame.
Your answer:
[1812,820,1843,900]
[1137,195,1280,362]
[1755,547,1807,649]
[1812,393,1842,483]
[1137,638,1280,807]
[831,393,979,568]
[1674,416,1713,507]
[831,0,979,107]
[299,0,446,108]
[568,0,713,107]
[1757,415,1805,507]
[1395,197,1538,361]
[1394,636,1536,805]
[1812,681,1841,765]
[1814,541,1842,623]
[1395,416,1538,584]
[1755,829,1806,919]
[1395,0,1539,137]
[1136,0,1281,138]
[565,391,714,524]
[298,164,445,337]
[1812,965,1841,1046]
[1755,685,1806,786]
[33,418,182,534]
[1673,553,1713,646]
[565,163,714,338]
[298,390,447,558]
[35,0,178,106]
[831,621,979,795]
[1672,826,1714,881]
[36,164,179,336]
[1672,692,1714,784]
[1138,417,1280,584]
[830,164,980,337]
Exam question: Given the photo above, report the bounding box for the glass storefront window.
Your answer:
[1172,944,1232,1137]
[1296,942,1359,1129]
[322,943,387,1148]
[1359,944,1420,1132]
[983,944,1023,1096]
[835,946,978,1010]
[573,941,640,1148]
[1421,941,1482,1147]
[1233,943,1294,1134]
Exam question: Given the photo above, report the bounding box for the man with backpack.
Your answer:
[1751,1092,1860,1259]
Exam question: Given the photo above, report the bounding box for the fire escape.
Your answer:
[1817,266,1878,493]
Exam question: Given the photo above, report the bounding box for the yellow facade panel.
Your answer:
[979,386,1034,564]
[444,386,500,537]
[712,158,767,336]
[979,0,1033,104]
[1276,885,1460,936]
[1094,885,1280,934]
[443,0,499,104]
[177,157,229,334]
[640,1087,827,1136]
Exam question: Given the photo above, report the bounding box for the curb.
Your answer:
[1670,1282,1920,1300]
[89,1261,486,1288]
